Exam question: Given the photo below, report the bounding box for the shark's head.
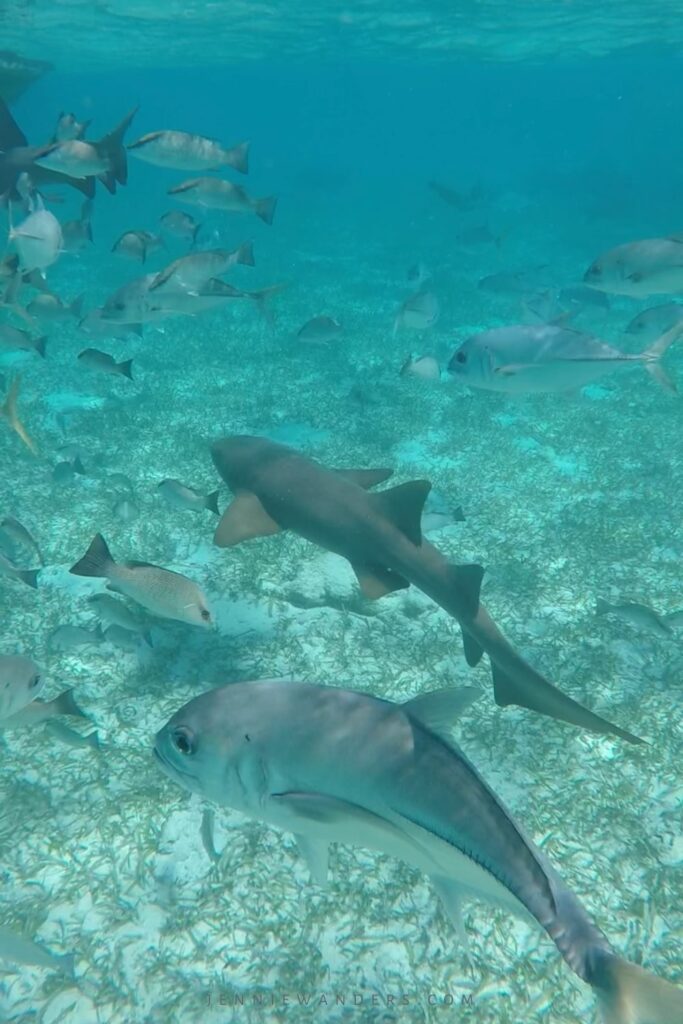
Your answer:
[211,435,277,489]
[154,684,264,809]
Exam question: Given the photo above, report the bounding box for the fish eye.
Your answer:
[200,608,211,622]
[30,674,41,689]
[172,727,195,756]
[454,351,467,364]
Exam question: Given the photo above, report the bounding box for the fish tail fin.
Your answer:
[590,949,683,1024]
[96,104,139,186]
[227,140,249,174]
[1,375,37,454]
[34,335,48,358]
[69,533,115,578]
[642,321,683,391]
[595,597,611,616]
[205,490,220,515]
[52,688,89,720]
[237,240,255,266]
[118,358,134,380]
[254,195,277,225]
[248,282,288,325]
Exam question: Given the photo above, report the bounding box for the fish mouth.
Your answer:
[153,744,197,783]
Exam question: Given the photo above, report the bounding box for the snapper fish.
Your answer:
[0,653,87,729]
[448,322,683,394]
[128,129,249,174]
[8,197,62,273]
[155,678,683,1024]
[168,178,277,224]
[584,234,683,297]
[70,533,212,628]
[149,243,254,294]
[625,301,683,342]
[393,290,440,336]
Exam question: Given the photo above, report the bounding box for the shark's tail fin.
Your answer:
[1,375,37,454]
[589,949,683,1024]
[96,104,139,191]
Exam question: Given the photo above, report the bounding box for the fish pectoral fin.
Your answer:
[404,686,481,740]
[430,876,473,963]
[335,467,394,489]
[351,562,410,600]
[370,479,431,546]
[213,492,281,547]
[294,834,329,887]
[461,628,485,667]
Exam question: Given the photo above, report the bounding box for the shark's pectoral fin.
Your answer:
[335,467,394,489]
[214,492,281,547]
[352,562,410,599]
[490,663,644,744]
[404,686,481,741]
[449,563,485,619]
[371,479,431,546]
[461,628,485,667]
[294,834,329,887]
[430,876,473,963]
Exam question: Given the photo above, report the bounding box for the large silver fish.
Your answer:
[9,199,62,273]
[128,129,249,174]
[448,322,682,394]
[155,679,683,1024]
[584,234,683,297]
[149,243,254,294]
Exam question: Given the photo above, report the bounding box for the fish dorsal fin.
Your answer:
[0,98,27,149]
[294,834,329,887]
[371,479,431,546]
[213,491,280,547]
[404,686,481,743]
[351,562,409,600]
[448,563,484,620]
[335,467,394,489]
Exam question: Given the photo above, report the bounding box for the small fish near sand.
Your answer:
[447,322,683,394]
[26,292,83,322]
[0,652,87,729]
[159,210,201,246]
[155,679,683,1024]
[112,230,164,264]
[149,243,254,294]
[70,533,213,628]
[393,290,440,336]
[0,324,47,358]
[0,515,44,566]
[157,478,220,514]
[625,301,683,342]
[128,129,249,174]
[77,348,134,380]
[595,598,673,639]
[0,925,74,976]
[168,178,277,224]
[400,354,441,380]
[1,375,37,454]
[296,316,343,344]
[0,550,38,588]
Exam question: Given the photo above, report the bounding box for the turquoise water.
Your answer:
[0,13,682,1024]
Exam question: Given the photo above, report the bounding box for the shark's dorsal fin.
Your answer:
[213,492,280,547]
[335,468,393,489]
[351,562,409,599]
[404,686,481,742]
[371,479,431,546]
[449,564,484,620]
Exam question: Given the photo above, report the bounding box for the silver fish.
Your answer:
[9,200,63,272]
[0,549,38,588]
[112,230,164,264]
[53,111,90,142]
[393,290,439,335]
[70,533,212,628]
[2,686,87,729]
[595,598,672,639]
[296,316,342,344]
[62,200,93,253]
[77,348,134,380]
[159,210,201,245]
[400,354,440,380]
[0,515,44,565]
[79,307,142,340]
[0,324,47,358]
[168,178,277,224]
[149,243,254,294]
[0,654,43,720]
[36,139,110,179]
[45,719,100,750]
[155,679,683,1024]
[128,129,249,174]
[625,302,683,342]
[157,478,220,515]
[26,292,83,321]
[88,592,148,634]
[448,322,683,394]
[48,624,103,652]
[584,234,683,297]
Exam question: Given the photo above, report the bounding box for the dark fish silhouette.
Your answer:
[210,436,641,743]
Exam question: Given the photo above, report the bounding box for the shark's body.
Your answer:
[211,436,640,743]
[155,679,682,1024]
